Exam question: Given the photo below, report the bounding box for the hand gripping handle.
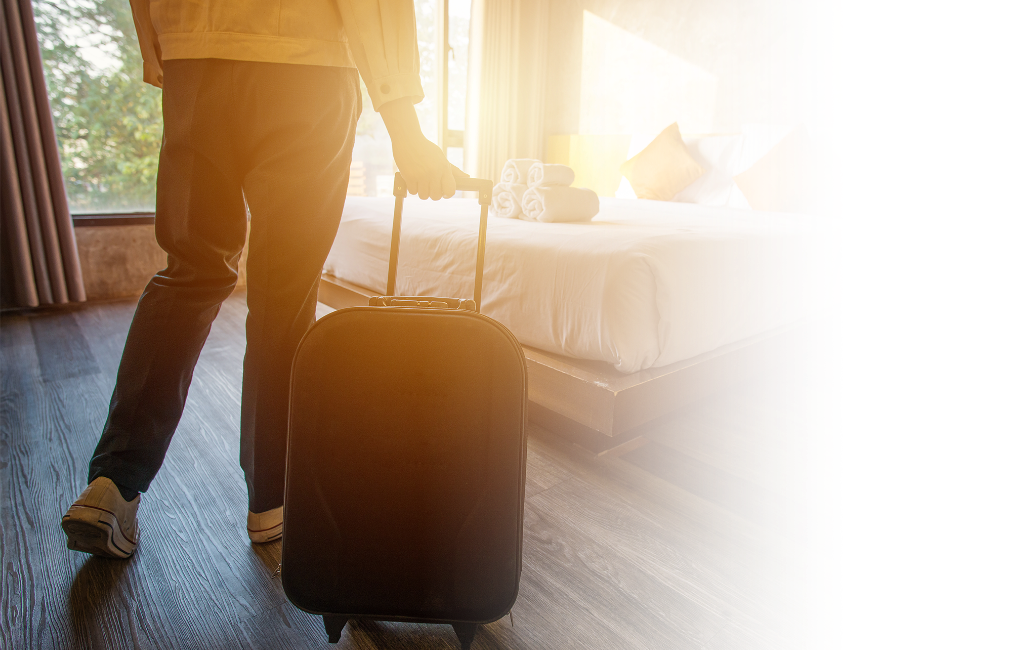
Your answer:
[386,172,494,312]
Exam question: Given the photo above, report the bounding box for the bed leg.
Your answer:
[452,622,478,649]
[322,615,349,643]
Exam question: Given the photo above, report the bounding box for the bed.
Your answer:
[319,195,812,453]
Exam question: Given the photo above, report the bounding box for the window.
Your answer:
[32,0,470,211]
[351,0,470,197]
[33,0,162,214]
[445,0,470,170]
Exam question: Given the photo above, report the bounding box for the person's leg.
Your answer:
[88,59,248,496]
[232,63,361,514]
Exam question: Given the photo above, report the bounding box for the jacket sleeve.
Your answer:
[334,0,425,110]
[128,0,163,88]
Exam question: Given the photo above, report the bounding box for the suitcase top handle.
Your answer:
[367,296,476,311]
[386,172,494,312]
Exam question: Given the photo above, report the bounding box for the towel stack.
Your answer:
[492,160,599,222]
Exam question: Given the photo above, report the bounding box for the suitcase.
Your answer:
[282,173,528,649]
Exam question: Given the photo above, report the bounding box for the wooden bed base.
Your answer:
[319,274,795,455]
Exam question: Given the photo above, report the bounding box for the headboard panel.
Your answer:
[546,134,631,198]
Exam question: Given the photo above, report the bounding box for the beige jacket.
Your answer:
[129,0,424,109]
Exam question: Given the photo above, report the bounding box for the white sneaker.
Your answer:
[62,477,139,559]
[247,506,283,543]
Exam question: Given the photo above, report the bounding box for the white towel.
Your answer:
[500,159,539,184]
[491,183,526,219]
[527,162,576,188]
[521,186,600,223]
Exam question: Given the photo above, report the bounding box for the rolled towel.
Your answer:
[527,162,576,188]
[521,185,600,223]
[492,183,526,219]
[500,159,539,184]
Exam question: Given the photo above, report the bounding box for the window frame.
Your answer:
[437,0,465,152]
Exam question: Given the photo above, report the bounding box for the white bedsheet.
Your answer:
[324,196,811,373]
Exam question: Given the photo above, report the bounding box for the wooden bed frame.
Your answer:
[319,274,795,455]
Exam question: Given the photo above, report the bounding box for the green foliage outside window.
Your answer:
[33,0,161,213]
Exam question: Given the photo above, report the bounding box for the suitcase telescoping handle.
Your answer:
[386,172,494,312]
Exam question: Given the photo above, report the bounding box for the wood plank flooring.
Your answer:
[1,293,813,649]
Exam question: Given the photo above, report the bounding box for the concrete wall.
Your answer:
[75,225,248,301]
[543,0,812,138]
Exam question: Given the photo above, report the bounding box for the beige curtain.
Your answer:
[463,0,549,182]
[1,0,86,308]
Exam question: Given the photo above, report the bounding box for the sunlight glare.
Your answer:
[579,11,718,139]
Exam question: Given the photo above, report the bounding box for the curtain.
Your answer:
[1,0,86,308]
[463,0,549,182]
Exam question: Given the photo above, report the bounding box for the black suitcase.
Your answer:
[282,173,528,649]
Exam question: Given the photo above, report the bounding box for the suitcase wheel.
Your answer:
[452,622,478,650]
[320,617,477,648]
[322,615,349,643]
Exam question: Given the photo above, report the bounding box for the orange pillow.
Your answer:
[619,123,706,201]
[736,122,829,211]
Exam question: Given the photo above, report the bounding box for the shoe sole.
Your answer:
[248,522,283,544]
[62,505,136,559]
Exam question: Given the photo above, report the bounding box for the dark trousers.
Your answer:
[89,59,361,512]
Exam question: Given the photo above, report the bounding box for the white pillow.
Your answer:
[615,177,637,199]
[673,134,752,209]
[732,122,833,208]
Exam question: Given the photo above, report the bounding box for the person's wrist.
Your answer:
[379,97,423,142]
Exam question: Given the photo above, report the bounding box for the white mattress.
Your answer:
[324,196,811,374]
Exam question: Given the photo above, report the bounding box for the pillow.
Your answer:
[614,177,638,199]
[732,121,825,212]
[619,123,705,201]
[732,122,825,208]
[673,134,752,209]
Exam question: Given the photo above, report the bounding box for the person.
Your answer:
[60,0,461,559]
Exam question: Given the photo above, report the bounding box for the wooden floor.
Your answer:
[1,292,814,650]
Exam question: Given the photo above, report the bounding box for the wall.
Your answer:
[74,225,248,301]
[543,0,812,139]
